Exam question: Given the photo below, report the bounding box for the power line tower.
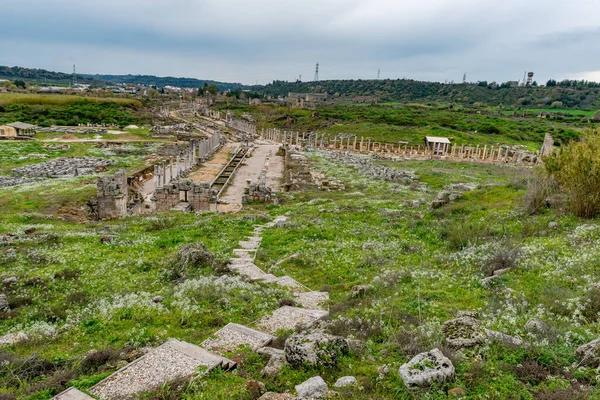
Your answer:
[313,62,319,82]
[522,71,527,86]
[72,64,77,87]
[463,73,467,84]
[377,69,381,80]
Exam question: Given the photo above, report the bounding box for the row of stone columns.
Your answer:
[153,132,223,189]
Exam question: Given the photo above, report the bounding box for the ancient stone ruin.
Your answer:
[12,157,113,178]
[96,170,129,220]
[152,179,215,212]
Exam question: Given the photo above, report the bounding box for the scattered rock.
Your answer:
[334,376,357,388]
[456,311,480,319]
[320,151,416,184]
[548,222,558,229]
[575,338,600,367]
[262,353,285,376]
[448,387,468,398]
[524,318,548,334]
[485,329,526,347]
[285,332,349,367]
[377,365,390,376]
[11,157,113,178]
[0,294,9,311]
[152,296,163,303]
[295,376,328,399]
[3,276,18,287]
[481,275,501,289]
[493,268,511,276]
[258,393,295,400]
[351,285,369,298]
[24,227,36,235]
[347,339,365,352]
[100,236,114,243]
[176,243,214,269]
[398,348,455,387]
[442,317,485,348]
[448,193,462,202]
[246,380,267,397]
[0,332,28,346]
[220,297,231,308]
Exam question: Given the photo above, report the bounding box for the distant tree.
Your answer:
[207,84,218,95]
[477,81,488,87]
[551,101,564,108]
[197,87,204,97]
[592,111,600,122]
[532,81,538,87]
[546,79,557,87]
[13,79,26,89]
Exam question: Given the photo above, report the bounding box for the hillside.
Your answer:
[0,65,258,92]
[0,66,100,86]
[258,79,600,110]
[86,74,260,92]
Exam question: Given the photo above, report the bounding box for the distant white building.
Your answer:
[425,136,451,155]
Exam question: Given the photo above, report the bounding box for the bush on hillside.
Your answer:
[544,130,600,218]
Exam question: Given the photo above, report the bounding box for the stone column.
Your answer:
[162,162,166,186]
[170,158,174,182]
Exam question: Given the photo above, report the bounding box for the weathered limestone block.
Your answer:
[285,332,349,367]
[334,376,357,387]
[442,317,486,348]
[398,348,455,387]
[575,338,600,367]
[295,376,328,399]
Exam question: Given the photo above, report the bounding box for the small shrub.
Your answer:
[53,269,80,280]
[523,170,559,215]
[483,243,521,276]
[545,130,600,218]
[582,284,600,322]
[79,348,121,373]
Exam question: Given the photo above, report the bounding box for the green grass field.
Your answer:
[1,150,599,399]
[0,93,141,108]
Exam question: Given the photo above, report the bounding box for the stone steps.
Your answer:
[239,240,261,250]
[294,291,329,310]
[258,306,329,334]
[51,387,94,400]
[228,262,270,281]
[202,323,274,354]
[89,339,235,400]
[273,275,306,291]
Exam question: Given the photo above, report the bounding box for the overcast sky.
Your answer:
[1,0,599,85]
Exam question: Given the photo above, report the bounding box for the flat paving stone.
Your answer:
[229,263,269,280]
[52,387,94,400]
[233,249,255,258]
[239,241,261,250]
[248,236,263,243]
[90,339,235,400]
[202,323,274,354]
[229,257,254,265]
[274,276,305,291]
[258,306,329,334]
[294,291,329,310]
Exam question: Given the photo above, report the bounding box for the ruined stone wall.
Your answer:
[151,179,214,212]
[97,170,128,220]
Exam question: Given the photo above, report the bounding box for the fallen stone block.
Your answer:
[285,332,349,367]
[442,317,486,349]
[334,376,357,388]
[398,348,455,387]
[202,323,274,354]
[51,387,94,400]
[90,339,235,400]
[294,291,329,310]
[295,376,328,399]
[258,306,329,334]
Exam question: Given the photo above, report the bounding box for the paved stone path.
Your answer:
[219,144,284,212]
[56,215,328,399]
